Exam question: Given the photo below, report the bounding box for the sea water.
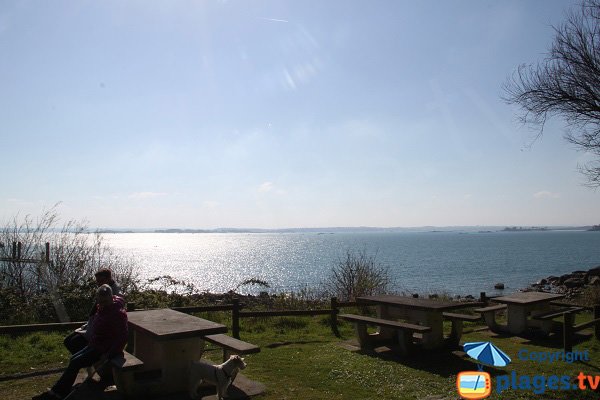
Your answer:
[103,231,600,296]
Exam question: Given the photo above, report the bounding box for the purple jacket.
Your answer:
[89,295,128,357]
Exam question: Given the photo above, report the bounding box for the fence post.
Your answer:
[232,298,240,339]
[330,297,340,337]
[45,242,50,263]
[480,292,487,306]
[594,305,600,340]
[563,312,574,353]
[17,242,22,259]
[12,242,17,260]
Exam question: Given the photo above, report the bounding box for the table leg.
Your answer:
[506,305,528,334]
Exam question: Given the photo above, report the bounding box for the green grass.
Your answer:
[2,312,600,400]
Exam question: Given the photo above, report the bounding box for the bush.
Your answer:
[0,205,138,324]
[325,249,392,302]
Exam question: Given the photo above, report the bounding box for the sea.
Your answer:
[103,230,600,297]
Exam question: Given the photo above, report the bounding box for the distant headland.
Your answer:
[94,225,598,234]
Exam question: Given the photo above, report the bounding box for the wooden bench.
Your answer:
[204,334,261,362]
[339,314,431,355]
[442,312,481,346]
[474,304,507,332]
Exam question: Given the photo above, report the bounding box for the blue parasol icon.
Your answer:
[463,341,511,368]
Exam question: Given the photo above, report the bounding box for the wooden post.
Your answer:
[480,292,487,306]
[232,298,240,339]
[45,242,50,263]
[563,312,574,353]
[17,242,22,259]
[331,297,340,337]
[594,305,600,339]
[12,242,16,260]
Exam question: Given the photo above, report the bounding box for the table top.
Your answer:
[127,308,227,340]
[493,291,564,305]
[356,295,478,311]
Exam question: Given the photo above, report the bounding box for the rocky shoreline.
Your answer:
[526,265,600,300]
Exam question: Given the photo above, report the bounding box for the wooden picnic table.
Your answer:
[356,295,479,349]
[126,309,227,397]
[491,291,565,334]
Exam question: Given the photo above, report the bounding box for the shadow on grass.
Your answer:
[264,340,329,349]
[518,331,593,350]
[349,345,505,378]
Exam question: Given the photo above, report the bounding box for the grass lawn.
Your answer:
[1,310,599,399]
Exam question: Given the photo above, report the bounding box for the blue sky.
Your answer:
[1,0,598,229]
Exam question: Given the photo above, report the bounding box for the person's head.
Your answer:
[95,268,112,286]
[96,284,113,307]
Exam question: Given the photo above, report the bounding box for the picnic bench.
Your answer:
[122,309,227,397]
[340,314,431,355]
[442,312,481,346]
[474,304,507,332]
[356,295,482,350]
[204,334,261,362]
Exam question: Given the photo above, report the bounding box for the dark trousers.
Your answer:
[63,331,88,355]
[52,346,101,397]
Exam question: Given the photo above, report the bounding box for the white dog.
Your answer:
[188,355,247,400]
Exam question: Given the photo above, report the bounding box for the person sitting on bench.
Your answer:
[32,284,128,400]
[63,268,121,355]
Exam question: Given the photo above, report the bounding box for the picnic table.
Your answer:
[491,291,565,335]
[356,295,480,349]
[123,308,227,397]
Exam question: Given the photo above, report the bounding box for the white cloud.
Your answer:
[128,192,168,200]
[258,182,274,193]
[533,191,560,199]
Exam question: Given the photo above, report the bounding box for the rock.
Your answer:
[465,294,475,300]
[563,278,585,288]
[559,274,573,284]
[537,278,548,285]
[547,276,560,284]
[589,276,600,286]
[412,293,419,298]
[428,294,439,299]
[587,266,600,277]
[494,283,505,290]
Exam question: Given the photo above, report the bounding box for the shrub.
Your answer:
[0,205,138,324]
[325,249,392,302]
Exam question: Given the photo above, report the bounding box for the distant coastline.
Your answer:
[95,225,595,234]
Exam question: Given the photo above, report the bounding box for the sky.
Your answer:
[1,0,599,229]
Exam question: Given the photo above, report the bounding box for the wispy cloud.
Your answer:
[260,17,289,23]
[533,191,560,199]
[258,182,274,193]
[128,192,168,200]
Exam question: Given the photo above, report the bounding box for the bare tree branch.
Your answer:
[503,0,600,187]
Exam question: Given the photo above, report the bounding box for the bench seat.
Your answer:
[474,304,507,313]
[532,307,584,321]
[111,351,145,371]
[474,304,507,332]
[204,334,260,361]
[339,314,431,332]
[339,314,430,355]
[442,312,481,346]
[442,312,481,322]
